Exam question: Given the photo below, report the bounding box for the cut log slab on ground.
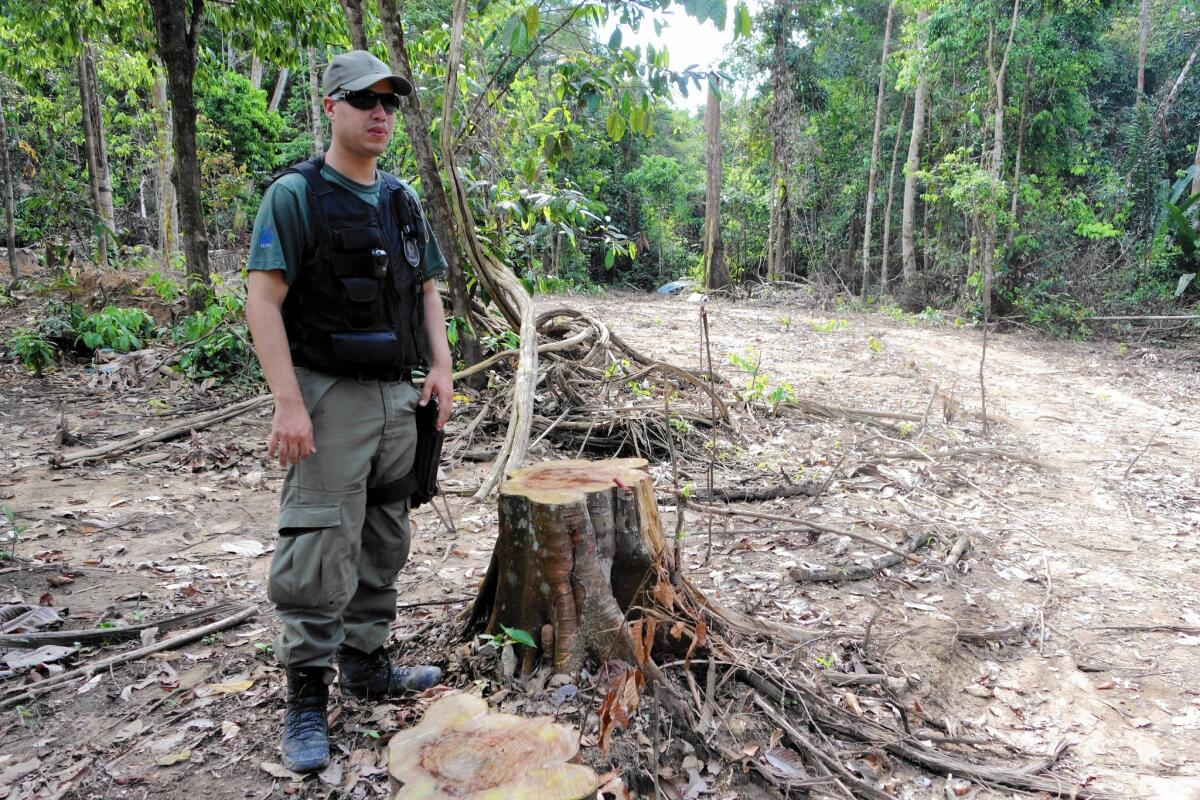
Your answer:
[465,458,679,674]
[387,692,597,800]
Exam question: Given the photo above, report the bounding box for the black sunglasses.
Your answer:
[332,88,402,114]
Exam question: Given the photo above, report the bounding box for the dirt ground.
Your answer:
[0,288,1198,799]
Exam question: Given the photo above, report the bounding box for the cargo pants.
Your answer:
[268,367,420,675]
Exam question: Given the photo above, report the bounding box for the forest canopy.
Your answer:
[0,0,1198,346]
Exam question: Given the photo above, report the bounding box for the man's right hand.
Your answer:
[268,400,316,467]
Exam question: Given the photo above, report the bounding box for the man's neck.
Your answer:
[322,144,377,185]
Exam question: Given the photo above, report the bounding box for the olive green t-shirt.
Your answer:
[247,163,447,285]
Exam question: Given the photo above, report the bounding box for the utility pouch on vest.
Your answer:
[364,396,443,511]
[329,331,400,366]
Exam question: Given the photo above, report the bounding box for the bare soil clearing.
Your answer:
[0,289,1197,799]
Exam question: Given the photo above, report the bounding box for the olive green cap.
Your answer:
[322,50,412,96]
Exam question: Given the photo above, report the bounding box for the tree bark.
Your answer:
[862,1,895,298]
[1193,127,1200,232]
[765,0,792,282]
[0,91,16,286]
[339,0,368,51]
[441,0,538,497]
[901,10,929,287]
[268,67,289,113]
[880,98,908,293]
[1155,33,1200,130]
[466,459,679,674]
[249,54,263,90]
[1137,0,1150,104]
[308,47,324,155]
[980,0,1020,437]
[149,0,210,311]
[702,76,731,291]
[151,66,178,267]
[377,0,484,380]
[1008,50,1034,245]
[78,45,115,267]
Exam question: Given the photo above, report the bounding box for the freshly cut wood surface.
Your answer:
[387,693,597,800]
[500,457,651,504]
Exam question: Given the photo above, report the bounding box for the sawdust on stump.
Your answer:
[387,692,597,799]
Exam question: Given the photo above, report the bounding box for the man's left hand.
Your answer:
[420,363,453,429]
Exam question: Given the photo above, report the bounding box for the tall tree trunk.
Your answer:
[1008,50,1034,246]
[880,98,909,293]
[765,0,792,282]
[1155,33,1200,130]
[0,91,16,286]
[78,45,115,267]
[1137,0,1150,104]
[376,0,484,380]
[901,10,929,288]
[269,67,290,113]
[308,48,324,155]
[861,0,895,298]
[980,0,1020,436]
[149,0,210,311]
[249,54,263,90]
[702,76,731,291]
[151,66,178,266]
[340,0,369,50]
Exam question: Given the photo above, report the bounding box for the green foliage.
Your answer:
[173,292,257,383]
[729,348,796,407]
[480,624,536,650]
[76,306,154,352]
[7,329,55,375]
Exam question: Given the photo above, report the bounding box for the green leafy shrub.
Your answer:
[76,307,155,352]
[8,328,56,375]
[173,293,257,383]
[37,300,85,350]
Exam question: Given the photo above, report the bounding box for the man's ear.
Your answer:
[323,96,337,121]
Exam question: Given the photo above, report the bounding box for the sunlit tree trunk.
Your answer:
[702,76,731,291]
[377,0,484,379]
[1193,128,1200,232]
[1008,51,1033,246]
[269,67,289,113]
[78,44,115,267]
[308,48,324,155]
[0,91,16,286]
[1137,0,1149,105]
[901,10,929,287]
[150,0,210,311]
[880,98,908,293]
[249,54,263,90]
[340,0,368,51]
[862,1,894,298]
[151,66,178,267]
[1155,34,1200,129]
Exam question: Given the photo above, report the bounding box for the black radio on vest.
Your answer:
[280,156,429,380]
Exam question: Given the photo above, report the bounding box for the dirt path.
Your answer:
[0,289,1197,798]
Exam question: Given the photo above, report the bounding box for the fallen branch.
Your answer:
[688,502,925,565]
[0,604,257,709]
[53,395,272,467]
[788,530,929,583]
[0,601,244,648]
[1089,623,1200,635]
[880,445,1052,470]
[691,483,820,503]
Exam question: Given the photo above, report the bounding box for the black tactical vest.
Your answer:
[280,156,429,379]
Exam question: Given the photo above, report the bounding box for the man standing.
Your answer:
[245,50,454,773]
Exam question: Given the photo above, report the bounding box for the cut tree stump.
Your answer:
[387,692,597,799]
[466,458,683,674]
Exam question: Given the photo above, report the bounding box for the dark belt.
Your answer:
[291,352,413,383]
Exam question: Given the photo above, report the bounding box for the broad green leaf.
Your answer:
[606,111,626,141]
[501,625,537,648]
[734,2,752,38]
[523,5,540,39]
[604,249,616,269]
[608,28,622,50]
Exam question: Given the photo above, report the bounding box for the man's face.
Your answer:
[324,78,397,158]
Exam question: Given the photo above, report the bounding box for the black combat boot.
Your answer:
[337,645,443,700]
[281,667,330,774]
